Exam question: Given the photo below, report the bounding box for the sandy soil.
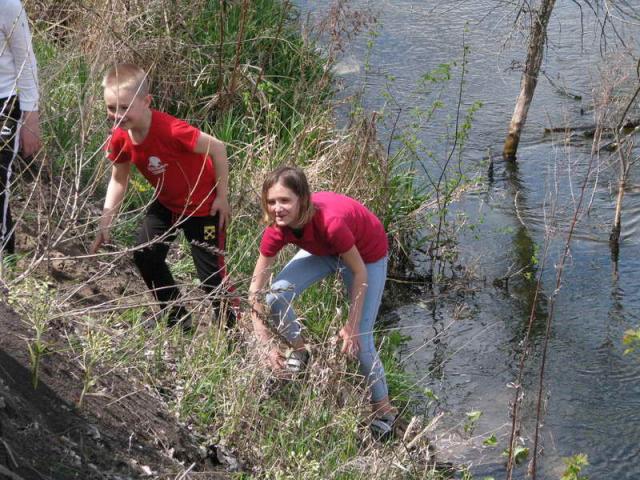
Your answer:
[1,300,230,479]
[0,230,229,479]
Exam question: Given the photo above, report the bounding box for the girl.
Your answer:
[249,166,396,438]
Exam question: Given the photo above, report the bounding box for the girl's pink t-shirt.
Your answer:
[259,192,388,263]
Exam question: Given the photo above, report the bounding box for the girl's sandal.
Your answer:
[370,413,398,442]
[284,348,310,374]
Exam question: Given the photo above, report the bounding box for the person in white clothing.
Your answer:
[0,0,41,256]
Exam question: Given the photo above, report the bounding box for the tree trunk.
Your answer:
[503,0,556,160]
[609,146,631,261]
[611,175,625,240]
[609,81,640,260]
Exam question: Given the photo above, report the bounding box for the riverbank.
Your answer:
[2,1,444,478]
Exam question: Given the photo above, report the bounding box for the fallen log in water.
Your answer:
[543,118,640,138]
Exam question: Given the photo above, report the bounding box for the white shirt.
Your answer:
[0,0,39,111]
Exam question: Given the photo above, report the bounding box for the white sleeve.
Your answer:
[4,0,39,111]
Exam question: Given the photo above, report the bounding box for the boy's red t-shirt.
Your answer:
[106,110,216,217]
[259,192,388,263]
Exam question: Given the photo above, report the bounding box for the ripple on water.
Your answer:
[620,197,640,241]
[580,342,640,385]
[542,422,640,480]
[602,442,640,479]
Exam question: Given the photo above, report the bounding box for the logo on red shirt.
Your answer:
[148,156,166,175]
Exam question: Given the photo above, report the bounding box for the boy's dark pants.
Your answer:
[133,200,232,322]
[0,97,21,255]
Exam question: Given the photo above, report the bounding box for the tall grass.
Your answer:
[5,0,457,478]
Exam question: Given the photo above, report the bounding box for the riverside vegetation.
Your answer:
[1,0,485,478]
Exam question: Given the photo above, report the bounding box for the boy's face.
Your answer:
[104,85,151,131]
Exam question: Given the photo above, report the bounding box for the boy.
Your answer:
[1,0,42,258]
[91,63,233,329]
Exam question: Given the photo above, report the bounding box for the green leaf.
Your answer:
[424,388,439,401]
[483,434,497,447]
[561,453,589,480]
[514,446,529,464]
[466,410,482,422]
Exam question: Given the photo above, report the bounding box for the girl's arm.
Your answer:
[194,132,230,228]
[90,161,130,253]
[249,253,286,369]
[249,253,277,343]
[339,245,368,356]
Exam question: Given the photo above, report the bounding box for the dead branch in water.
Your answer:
[607,58,640,259]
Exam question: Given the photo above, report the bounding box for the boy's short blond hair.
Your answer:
[102,63,150,97]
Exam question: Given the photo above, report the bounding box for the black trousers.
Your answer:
[0,97,20,255]
[133,200,232,314]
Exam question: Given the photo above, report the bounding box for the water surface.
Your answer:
[298,1,640,478]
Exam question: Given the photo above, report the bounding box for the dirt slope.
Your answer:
[0,301,227,480]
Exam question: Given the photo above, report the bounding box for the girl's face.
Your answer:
[266,181,301,228]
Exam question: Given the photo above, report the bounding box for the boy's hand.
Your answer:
[210,196,231,229]
[90,228,111,254]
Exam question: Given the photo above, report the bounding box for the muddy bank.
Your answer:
[0,301,227,479]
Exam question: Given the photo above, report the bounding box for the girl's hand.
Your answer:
[339,323,360,357]
[266,347,286,370]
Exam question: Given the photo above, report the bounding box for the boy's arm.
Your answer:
[90,161,131,254]
[194,132,230,228]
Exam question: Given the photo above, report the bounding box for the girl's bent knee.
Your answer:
[266,280,295,308]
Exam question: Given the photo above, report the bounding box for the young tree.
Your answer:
[608,74,639,261]
[503,0,556,160]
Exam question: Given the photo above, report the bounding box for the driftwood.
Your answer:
[542,119,640,152]
[543,118,640,137]
[600,123,640,152]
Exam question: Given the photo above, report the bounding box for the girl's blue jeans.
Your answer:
[266,249,389,402]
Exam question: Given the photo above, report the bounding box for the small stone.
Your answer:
[140,465,154,476]
[66,449,82,467]
[87,425,101,440]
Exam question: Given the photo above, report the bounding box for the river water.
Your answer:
[298,1,640,478]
